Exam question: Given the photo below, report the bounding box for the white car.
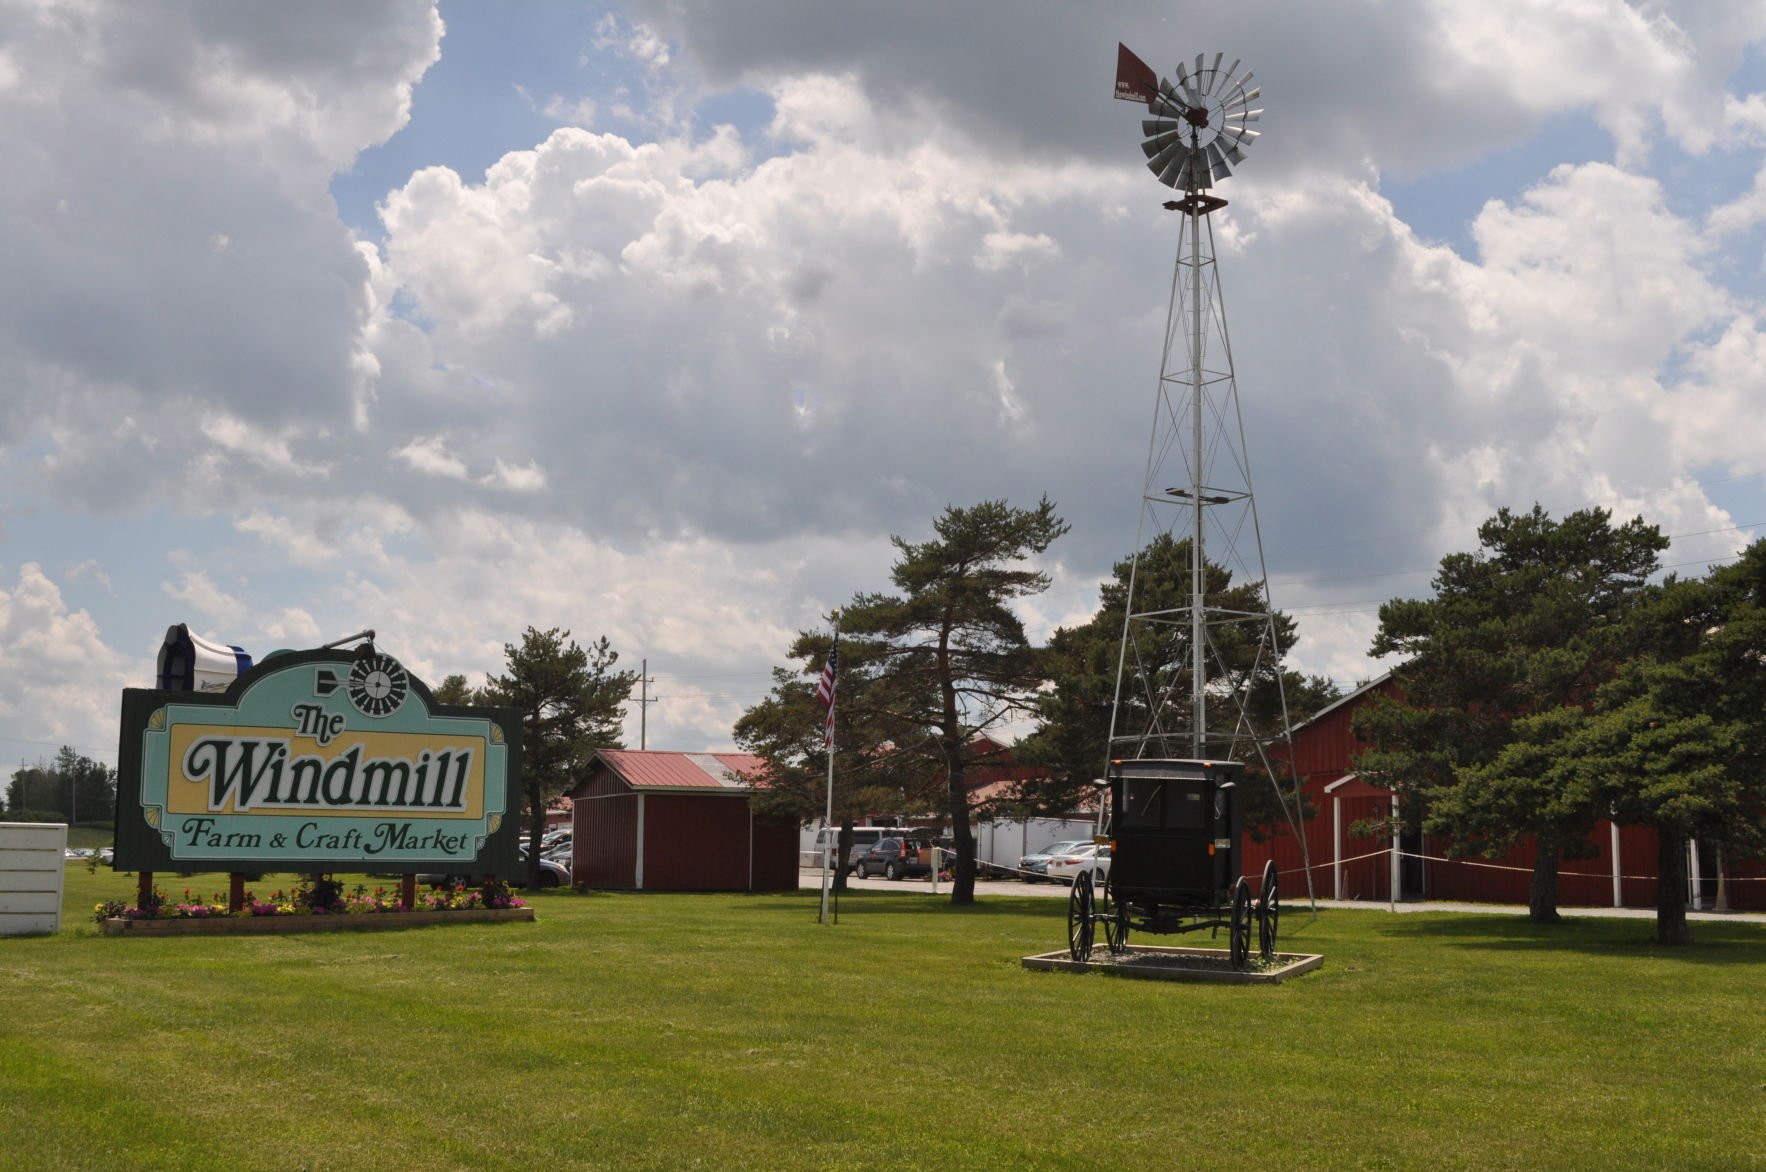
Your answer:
[1044,843,1112,886]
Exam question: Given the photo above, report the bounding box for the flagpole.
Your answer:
[818,610,841,926]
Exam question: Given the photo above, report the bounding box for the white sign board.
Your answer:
[0,822,67,936]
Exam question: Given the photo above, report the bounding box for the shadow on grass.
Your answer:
[842,893,1058,918]
[682,888,1071,921]
[1366,911,1766,965]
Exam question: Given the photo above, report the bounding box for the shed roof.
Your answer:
[577,749,769,795]
[968,777,1099,815]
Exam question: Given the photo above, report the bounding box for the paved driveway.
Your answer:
[801,869,1067,899]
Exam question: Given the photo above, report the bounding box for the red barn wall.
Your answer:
[643,794,746,890]
[573,771,638,889]
[750,817,800,892]
[1242,679,1766,911]
[1729,857,1766,911]
[641,794,797,892]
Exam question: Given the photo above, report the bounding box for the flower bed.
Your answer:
[101,906,534,935]
[97,877,534,936]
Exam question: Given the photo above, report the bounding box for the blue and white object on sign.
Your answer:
[156,623,252,693]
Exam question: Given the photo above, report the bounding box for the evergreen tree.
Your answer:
[1355,505,1668,923]
[737,498,1067,905]
[431,673,487,706]
[1021,533,1337,834]
[1475,539,1766,943]
[486,628,636,887]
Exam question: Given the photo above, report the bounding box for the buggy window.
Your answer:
[1121,779,1163,828]
[1167,783,1207,830]
[1119,777,1209,829]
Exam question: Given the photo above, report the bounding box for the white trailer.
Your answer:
[973,815,1099,879]
[800,815,1098,878]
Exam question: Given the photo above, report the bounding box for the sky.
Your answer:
[4,0,1766,769]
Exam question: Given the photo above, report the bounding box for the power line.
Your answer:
[0,735,117,762]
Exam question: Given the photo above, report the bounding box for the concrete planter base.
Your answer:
[100,907,534,936]
[1021,944,1322,984]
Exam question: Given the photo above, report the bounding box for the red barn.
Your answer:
[567,750,798,892]
[1237,676,1764,911]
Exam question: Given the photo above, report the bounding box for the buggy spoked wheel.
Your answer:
[1067,870,1096,961]
[1258,860,1280,961]
[1100,876,1128,954]
[1229,876,1252,970]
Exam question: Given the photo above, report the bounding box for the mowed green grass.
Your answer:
[2,866,1762,1171]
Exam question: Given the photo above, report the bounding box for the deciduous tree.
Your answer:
[734,645,934,891]
[4,747,115,826]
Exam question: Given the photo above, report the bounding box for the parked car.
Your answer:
[808,825,916,871]
[523,853,571,888]
[1017,840,1092,883]
[418,848,568,890]
[1045,843,1112,886]
[852,836,932,880]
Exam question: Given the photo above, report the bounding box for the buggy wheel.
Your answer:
[1258,860,1280,961]
[1100,876,1128,954]
[1066,870,1095,962]
[1229,877,1252,970]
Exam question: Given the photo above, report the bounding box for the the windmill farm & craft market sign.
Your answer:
[113,649,522,875]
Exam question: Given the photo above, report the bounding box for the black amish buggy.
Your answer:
[1066,758,1279,969]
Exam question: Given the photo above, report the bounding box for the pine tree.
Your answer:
[1356,505,1668,923]
[486,628,636,887]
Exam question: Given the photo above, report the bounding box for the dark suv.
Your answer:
[853,836,932,880]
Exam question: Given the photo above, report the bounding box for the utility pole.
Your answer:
[635,659,658,750]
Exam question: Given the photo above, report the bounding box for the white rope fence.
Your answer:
[1267,847,1766,883]
[805,843,1766,899]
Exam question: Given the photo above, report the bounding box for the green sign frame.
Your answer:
[113,649,522,876]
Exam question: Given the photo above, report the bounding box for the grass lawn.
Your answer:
[2,865,1762,1170]
[62,826,114,851]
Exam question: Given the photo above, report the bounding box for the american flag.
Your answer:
[816,632,838,746]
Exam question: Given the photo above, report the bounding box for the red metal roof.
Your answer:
[967,777,1099,814]
[587,749,769,793]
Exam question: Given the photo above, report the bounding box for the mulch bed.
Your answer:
[1021,943,1322,984]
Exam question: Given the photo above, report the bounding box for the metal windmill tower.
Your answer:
[1105,46,1300,799]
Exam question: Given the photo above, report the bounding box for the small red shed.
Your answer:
[567,750,798,892]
